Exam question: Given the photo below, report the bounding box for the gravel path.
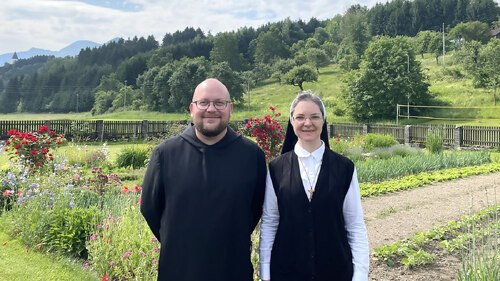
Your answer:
[363,172,500,280]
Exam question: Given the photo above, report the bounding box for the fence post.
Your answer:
[363,124,369,135]
[96,120,104,142]
[328,124,333,138]
[141,120,149,139]
[454,126,463,149]
[404,125,412,146]
[44,120,51,131]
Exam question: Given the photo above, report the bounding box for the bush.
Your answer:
[115,146,151,169]
[45,206,102,258]
[426,129,444,154]
[363,134,398,151]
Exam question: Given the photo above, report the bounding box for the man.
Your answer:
[141,78,267,281]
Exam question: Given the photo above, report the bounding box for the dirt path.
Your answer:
[363,172,500,281]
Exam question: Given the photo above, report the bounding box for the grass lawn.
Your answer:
[0,223,99,281]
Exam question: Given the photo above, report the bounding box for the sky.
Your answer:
[0,0,382,55]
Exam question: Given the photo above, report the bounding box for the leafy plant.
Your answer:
[426,128,443,154]
[45,206,102,258]
[115,146,151,169]
[363,133,397,151]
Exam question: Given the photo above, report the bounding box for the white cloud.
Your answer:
[0,0,380,54]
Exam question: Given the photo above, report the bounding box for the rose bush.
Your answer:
[4,125,65,170]
[239,106,285,162]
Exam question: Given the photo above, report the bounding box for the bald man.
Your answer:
[141,78,267,281]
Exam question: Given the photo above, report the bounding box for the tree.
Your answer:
[478,39,500,105]
[284,65,318,91]
[271,58,296,82]
[168,57,208,111]
[343,36,431,122]
[0,77,20,113]
[449,21,491,45]
[210,32,247,71]
[253,30,290,64]
[209,62,244,101]
[305,48,330,72]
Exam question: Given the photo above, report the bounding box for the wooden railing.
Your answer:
[0,120,498,148]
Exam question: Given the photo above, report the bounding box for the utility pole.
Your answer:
[406,53,410,119]
[442,22,445,66]
[76,93,79,113]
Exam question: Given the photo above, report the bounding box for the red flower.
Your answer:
[269,106,276,111]
[121,186,130,193]
[101,274,109,281]
[7,129,17,135]
[2,190,13,197]
[37,125,49,133]
[134,185,142,192]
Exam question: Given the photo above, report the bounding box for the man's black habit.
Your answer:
[141,125,267,281]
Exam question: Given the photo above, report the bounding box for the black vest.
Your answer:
[269,149,354,281]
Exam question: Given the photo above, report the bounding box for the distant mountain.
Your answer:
[0,40,102,66]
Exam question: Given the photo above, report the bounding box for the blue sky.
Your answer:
[1,0,381,54]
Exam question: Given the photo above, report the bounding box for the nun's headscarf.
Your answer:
[281,90,330,154]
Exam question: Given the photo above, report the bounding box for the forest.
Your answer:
[0,0,498,122]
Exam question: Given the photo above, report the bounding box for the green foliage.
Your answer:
[343,36,432,122]
[426,129,444,154]
[363,133,397,151]
[449,21,492,44]
[45,206,102,258]
[115,146,151,169]
[360,162,500,197]
[357,150,491,183]
[284,65,318,91]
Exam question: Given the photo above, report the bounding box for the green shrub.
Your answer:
[426,129,444,154]
[115,146,151,169]
[45,206,102,258]
[363,134,397,151]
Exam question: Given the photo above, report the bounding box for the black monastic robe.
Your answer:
[141,125,266,281]
[269,149,355,281]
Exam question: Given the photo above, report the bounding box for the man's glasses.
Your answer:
[292,115,323,124]
[191,100,231,110]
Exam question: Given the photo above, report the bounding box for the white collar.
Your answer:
[294,141,325,161]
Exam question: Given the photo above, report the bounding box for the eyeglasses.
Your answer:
[292,115,323,124]
[191,100,231,110]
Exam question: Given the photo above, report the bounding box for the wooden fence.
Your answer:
[0,120,499,148]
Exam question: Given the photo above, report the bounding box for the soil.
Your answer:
[363,171,500,281]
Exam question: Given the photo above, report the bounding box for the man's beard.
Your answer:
[195,122,227,137]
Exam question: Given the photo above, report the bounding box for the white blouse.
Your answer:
[259,142,369,281]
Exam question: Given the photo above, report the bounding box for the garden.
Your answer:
[0,111,499,280]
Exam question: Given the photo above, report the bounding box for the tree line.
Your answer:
[0,0,498,122]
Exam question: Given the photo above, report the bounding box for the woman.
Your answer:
[259,91,369,281]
